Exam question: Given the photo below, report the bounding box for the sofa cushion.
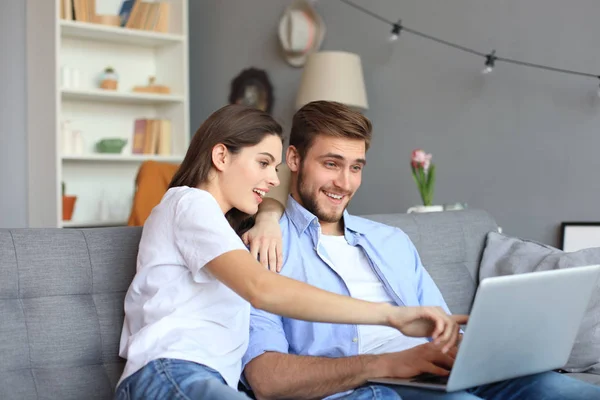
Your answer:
[479,232,600,373]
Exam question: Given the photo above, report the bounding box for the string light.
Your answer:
[482,51,496,74]
[338,0,599,94]
[389,20,402,42]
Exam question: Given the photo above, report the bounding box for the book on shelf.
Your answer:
[132,118,172,156]
[67,0,95,22]
[124,1,170,33]
[61,0,74,21]
[118,0,136,26]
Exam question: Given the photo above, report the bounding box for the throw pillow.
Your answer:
[479,231,600,374]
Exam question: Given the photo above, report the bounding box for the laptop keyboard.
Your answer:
[410,373,449,385]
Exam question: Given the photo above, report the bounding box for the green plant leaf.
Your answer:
[412,171,424,204]
[426,164,436,191]
[427,166,436,205]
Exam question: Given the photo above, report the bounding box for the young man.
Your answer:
[241,101,600,400]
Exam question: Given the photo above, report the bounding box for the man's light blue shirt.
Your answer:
[242,196,452,396]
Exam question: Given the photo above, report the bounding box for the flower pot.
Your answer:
[407,205,444,214]
[100,79,118,90]
[99,68,119,90]
[62,195,77,221]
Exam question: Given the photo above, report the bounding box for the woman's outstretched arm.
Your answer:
[206,249,467,353]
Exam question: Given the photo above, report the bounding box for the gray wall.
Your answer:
[0,1,28,228]
[190,0,600,247]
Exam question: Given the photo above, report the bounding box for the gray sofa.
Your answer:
[1,209,597,399]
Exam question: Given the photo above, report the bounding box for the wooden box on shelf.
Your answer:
[133,76,171,94]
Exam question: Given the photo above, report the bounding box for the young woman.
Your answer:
[115,104,465,400]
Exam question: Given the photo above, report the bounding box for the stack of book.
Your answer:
[61,0,171,34]
[132,119,172,155]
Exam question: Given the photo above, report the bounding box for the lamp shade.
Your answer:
[295,51,368,111]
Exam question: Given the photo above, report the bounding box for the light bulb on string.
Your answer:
[482,50,496,74]
[389,20,402,42]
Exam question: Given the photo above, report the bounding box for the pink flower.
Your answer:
[411,149,427,163]
[411,149,433,172]
[423,153,432,172]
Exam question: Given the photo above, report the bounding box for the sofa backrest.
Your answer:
[0,209,497,399]
[0,227,141,400]
[362,209,498,314]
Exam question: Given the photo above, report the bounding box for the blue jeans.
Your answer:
[339,371,600,400]
[114,358,250,400]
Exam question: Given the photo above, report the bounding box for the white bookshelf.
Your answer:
[26,0,190,228]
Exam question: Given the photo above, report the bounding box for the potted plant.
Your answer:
[407,149,443,213]
[99,66,118,90]
[62,182,77,221]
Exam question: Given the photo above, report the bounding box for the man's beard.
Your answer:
[296,164,349,223]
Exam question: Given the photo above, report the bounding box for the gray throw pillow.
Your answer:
[479,232,600,374]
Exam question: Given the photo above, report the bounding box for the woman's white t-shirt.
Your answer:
[117,186,249,389]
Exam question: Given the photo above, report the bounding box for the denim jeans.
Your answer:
[114,358,250,400]
[338,371,600,400]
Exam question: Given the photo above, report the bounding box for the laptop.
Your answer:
[368,264,600,392]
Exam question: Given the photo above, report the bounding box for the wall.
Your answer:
[0,1,28,228]
[189,0,302,135]
[190,0,600,246]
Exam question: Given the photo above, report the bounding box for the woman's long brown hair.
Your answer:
[169,104,283,234]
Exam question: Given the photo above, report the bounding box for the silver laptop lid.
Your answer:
[447,265,600,391]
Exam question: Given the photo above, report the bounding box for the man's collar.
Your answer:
[285,195,366,236]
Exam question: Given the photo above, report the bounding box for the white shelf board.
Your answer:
[62,154,184,163]
[62,219,128,228]
[60,20,184,47]
[61,88,185,105]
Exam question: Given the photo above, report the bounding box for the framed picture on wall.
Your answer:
[560,222,600,252]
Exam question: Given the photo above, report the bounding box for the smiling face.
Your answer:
[288,135,366,234]
[219,134,282,215]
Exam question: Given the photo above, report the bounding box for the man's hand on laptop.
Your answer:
[387,306,468,354]
[374,342,457,379]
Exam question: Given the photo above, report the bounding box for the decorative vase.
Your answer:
[406,205,444,214]
[62,195,77,221]
[96,138,127,153]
